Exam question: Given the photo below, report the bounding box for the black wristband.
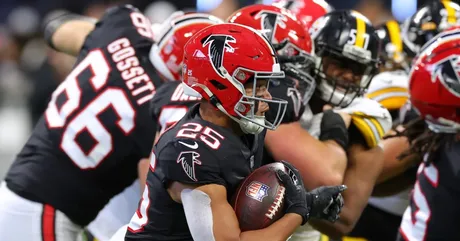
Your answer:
[305,192,313,213]
[319,110,349,151]
[42,12,96,50]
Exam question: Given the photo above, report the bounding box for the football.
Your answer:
[231,162,287,231]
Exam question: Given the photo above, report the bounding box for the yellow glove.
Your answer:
[336,97,392,148]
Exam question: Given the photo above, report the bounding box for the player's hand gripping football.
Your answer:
[276,161,310,225]
[306,184,347,222]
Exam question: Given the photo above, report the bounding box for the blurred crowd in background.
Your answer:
[0,0,449,177]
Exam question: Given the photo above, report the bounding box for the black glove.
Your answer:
[276,161,309,225]
[319,110,349,151]
[306,185,347,222]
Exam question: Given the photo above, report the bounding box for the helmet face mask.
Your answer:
[182,23,288,134]
[274,39,317,106]
[227,4,318,105]
[314,50,374,107]
[309,10,380,107]
[221,67,288,133]
[281,62,317,106]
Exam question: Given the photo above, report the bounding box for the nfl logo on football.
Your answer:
[245,181,270,202]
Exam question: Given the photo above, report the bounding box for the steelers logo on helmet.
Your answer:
[309,10,380,107]
[401,0,460,58]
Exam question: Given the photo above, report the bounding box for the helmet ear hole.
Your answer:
[249,10,258,16]
[210,79,228,90]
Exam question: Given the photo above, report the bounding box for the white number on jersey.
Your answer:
[128,182,151,232]
[400,161,439,240]
[45,50,136,169]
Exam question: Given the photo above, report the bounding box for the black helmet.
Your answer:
[402,0,460,58]
[309,10,380,107]
[376,20,411,72]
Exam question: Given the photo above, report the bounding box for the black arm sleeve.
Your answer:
[42,11,96,50]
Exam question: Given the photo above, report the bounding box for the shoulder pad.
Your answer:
[337,98,393,148]
[339,97,391,119]
[366,70,409,110]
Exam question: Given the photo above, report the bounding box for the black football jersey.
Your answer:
[5,5,162,226]
[150,81,201,135]
[399,140,460,240]
[125,104,266,241]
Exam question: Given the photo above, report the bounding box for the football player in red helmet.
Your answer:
[263,10,393,240]
[150,12,224,81]
[145,12,224,142]
[37,10,225,241]
[0,5,166,241]
[125,23,345,241]
[91,12,225,240]
[227,4,316,124]
[226,2,346,223]
[272,0,333,29]
[395,28,460,241]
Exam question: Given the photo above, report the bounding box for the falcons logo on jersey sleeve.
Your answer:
[176,151,202,181]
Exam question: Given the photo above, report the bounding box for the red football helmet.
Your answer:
[409,29,460,132]
[227,4,316,104]
[150,12,223,81]
[272,0,333,29]
[444,24,460,32]
[182,23,288,134]
[227,4,313,57]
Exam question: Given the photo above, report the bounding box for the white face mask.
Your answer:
[239,115,266,134]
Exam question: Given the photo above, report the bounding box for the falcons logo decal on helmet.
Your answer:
[254,11,287,43]
[201,34,236,78]
[431,55,460,97]
[176,151,202,182]
[287,87,302,118]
